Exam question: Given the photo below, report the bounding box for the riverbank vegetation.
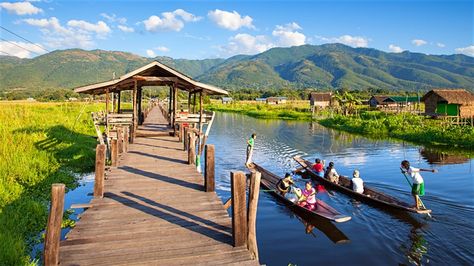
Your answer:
[207,101,474,152]
[0,102,102,265]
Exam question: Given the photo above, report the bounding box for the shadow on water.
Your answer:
[106,191,232,244]
[1,125,97,264]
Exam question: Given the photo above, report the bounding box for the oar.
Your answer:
[400,167,432,218]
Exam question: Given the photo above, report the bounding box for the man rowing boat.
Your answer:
[245,133,256,167]
[401,160,436,209]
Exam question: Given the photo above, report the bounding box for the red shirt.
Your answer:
[313,163,324,172]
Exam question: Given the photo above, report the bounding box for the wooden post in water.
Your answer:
[204,145,215,192]
[183,127,188,151]
[111,138,118,167]
[123,127,129,153]
[188,132,196,165]
[117,127,123,155]
[231,171,247,247]
[94,144,106,198]
[44,183,65,266]
[247,171,261,260]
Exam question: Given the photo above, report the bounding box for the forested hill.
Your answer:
[1,44,473,92]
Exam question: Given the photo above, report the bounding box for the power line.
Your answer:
[0,37,43,56]
[0,26,50,53]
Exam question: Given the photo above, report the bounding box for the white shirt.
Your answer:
[407,166,424,184]
[352,177,364,193]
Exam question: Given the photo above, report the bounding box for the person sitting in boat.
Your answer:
[276,173,295,195]
[312,158,325,177]
[298,181,317,210]
[401,160,436,209]
[351,169,364,194]
[324,162,340,184]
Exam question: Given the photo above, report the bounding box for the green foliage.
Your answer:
[0,102,102,265]
[207,101,312,120]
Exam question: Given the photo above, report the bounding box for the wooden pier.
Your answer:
[51,108,259,265]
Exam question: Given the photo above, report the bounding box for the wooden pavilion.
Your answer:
[74,60,228,141]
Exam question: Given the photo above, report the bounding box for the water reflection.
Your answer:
[420,147,470,165]
[400,227,429,266]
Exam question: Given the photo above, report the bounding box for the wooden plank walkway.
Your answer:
[59,108,258,265]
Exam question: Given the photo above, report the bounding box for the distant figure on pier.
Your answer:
[351,169,364,194]
[245,133,257,167]
[324,162,340,184]
[312,158,325,177]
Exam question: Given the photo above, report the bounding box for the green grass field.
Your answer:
[0,102,103,265]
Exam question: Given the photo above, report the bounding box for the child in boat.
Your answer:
[312,158,325,177]
[298,181,317,210]
[351,169,364,194]
[245,133,257,167]
[276,173,294,195]
[324,162,340,184]
[401,160,436,209]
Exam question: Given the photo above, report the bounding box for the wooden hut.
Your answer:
[368,95,389,108]
[421,89,474,118]
[221,97,233,104]
[309,92,333,109]
[266,97,287,105]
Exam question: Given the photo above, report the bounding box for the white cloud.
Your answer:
[146,49,156,57]
[100,13,127,24]
[455,45,474,56]
[317,34,369,48]
[0,40,45,58]
[0,1,42,15]
[272,22,306,47]
[143,9,201,32]
[208,9,254,31]
[67,20,111,37]
[221,33,274,55]
[155,46,169,52]
[412,39,427,46]
[117,25,134,33]
[437,42,445,48]
[388,44,404,53]
[22,17,110,48]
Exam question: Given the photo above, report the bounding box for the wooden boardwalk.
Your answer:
[59,108,258,265]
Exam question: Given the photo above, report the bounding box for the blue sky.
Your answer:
[0,0,473,59]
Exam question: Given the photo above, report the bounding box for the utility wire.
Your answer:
[0,26,50,53]
[0,37,42,55]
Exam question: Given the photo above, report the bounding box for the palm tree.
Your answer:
[333,90,362,116]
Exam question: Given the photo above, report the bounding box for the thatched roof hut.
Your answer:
[309,92,333,107]
[421,89,474,117]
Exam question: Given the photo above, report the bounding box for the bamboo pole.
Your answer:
[188,132,196,165]
[123,127,129,152]
[111,138,118,167]
[231,171,247,247]
[183,127,188,151]
[43,183,65,266]
[94,144,106,198]
[117,127,123,154]
[117,91,121,113]
[204,145,215,192]
[247,171,261,260]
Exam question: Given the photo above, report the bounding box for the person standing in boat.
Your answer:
[401,160,436,209]
[324,162,340,184]
[351,169,364,194]
[312,158,325,177]
[245,133,257,167]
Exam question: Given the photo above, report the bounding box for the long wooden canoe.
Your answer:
[250,163,351,223]
[293,156,432,214]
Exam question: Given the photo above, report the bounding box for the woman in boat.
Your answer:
[312,158,325,177]
[276,172,294,195]
[324,162,340,184]
[351,169,364,194]
[245,133,257,167]
[298,181,317,210]
[401,160,436,209]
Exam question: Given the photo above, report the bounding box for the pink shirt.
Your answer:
[303,188,316,204]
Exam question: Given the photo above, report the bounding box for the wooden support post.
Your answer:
[247,171,261,260]
[198,91,204,155]
[188,91,191,112]
[188,133,196,165]
[117,91,121,113]
[231,171,247,247]
[193,92,196,113]
[117,127,123,154]
[183,127,188,151]
[204,144,215,192]
[168,86,173,126]
[105,89,109,114]
[94,144,106,198]
[138,87,143,125]
[173,83,178,136]
[131,81,138,143]
[123,127,129,152]
[111,139,118,167]
[44,183,65,266]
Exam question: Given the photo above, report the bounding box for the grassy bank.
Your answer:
[0,102,102,265]
[207,102,474,152]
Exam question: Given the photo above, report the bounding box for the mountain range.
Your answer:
[1,43,473,92]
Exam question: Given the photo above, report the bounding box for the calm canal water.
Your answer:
[206,112,474,266]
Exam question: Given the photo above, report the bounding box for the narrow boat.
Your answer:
[249,163,351,223]
[293,156,432,214]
